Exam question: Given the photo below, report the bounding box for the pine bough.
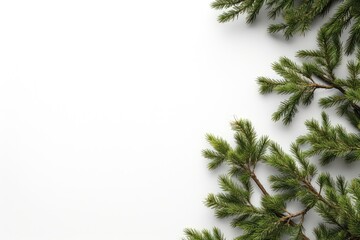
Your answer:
[211,0,360,54]
[183,3,360,239]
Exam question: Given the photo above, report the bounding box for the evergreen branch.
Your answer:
[249,170,268,196]
[308,83,334,89]
[278,207,310,223]
[265,140,359,237]
[186,118,360,239]
[183,228,226,240]
[313,177,360,239]
[211,0,360,54]
[200,120,311,239]
[312,72,344,93]
[217,7,244,23]
[187,2,360,238]
[250,162,310,239]
[258,29,360,126]
[298,112,360,164]
[302,179,333,208]
[211,0,244,10]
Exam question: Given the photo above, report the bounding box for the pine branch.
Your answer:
[264,140,360,238]
[278,208,310,223]
[185,119,360,239]
[186,1,360,239]
[249,170,268,196]
[211,0,360,54]
[297,112,360,164]
[183,228,226,240]
[258,29,360,127]
[191,120,314,239]
[313,177,360,239]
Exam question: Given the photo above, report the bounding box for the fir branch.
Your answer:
[185,119,360,239]
[190,120,313,239]
[298,112,360,164]
[263,137,360,237]
[258,29,360,126]
[183,228,226,240]
[249,170,268,196]
[186,1,360,238]
[211,0,360,54]
[278,207,310,224]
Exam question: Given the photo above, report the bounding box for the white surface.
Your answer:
[0,1,358,239]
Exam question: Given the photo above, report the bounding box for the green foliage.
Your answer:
[257,28,360,164]
[184,120,360,239]
[185,1,360,239]
[211,0,360,54]
[297,112,360,164]
[185,30,360,240]
[313,177,360,239]
[183,228,226,240]
[258,29,360,128]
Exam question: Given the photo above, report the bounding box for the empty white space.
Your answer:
[0,1,358,239]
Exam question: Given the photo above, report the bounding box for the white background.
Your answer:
[1,1,360,239]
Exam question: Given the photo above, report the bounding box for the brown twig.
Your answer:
[313,72,360,120]
[301,179,353,235]
[279,207,310,223]
[250,171,269,196]
[308,83,334,89]
[248,169,310,240]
